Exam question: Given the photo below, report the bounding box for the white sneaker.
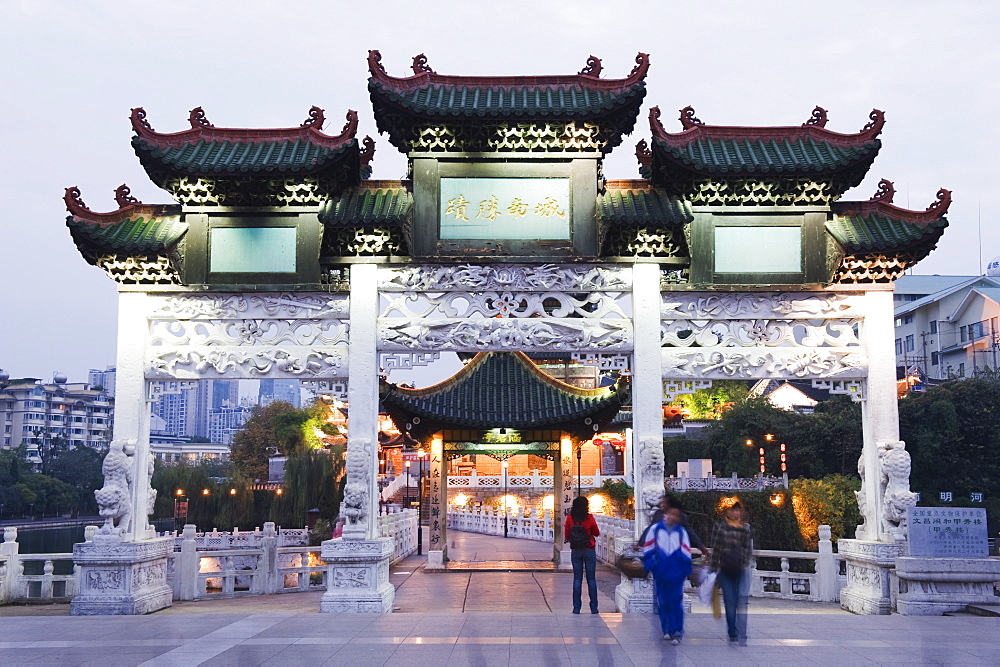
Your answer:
[663,633,671,641]
[671,638,681,646]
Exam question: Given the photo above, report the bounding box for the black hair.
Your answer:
[570,496,589,523]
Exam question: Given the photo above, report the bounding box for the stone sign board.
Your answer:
[906,507,988,558]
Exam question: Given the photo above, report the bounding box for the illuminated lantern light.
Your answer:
[780,443,786,452]
[758,448,764,455]
[453,493,469,506]
[760,465,766,473]
[588,494,606,514]
[759,456,765,464]
[781,463,787,472]
[542,495,554,511]
[780,453,786,462]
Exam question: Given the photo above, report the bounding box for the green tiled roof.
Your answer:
[827,212,948,254]
[319,181,412,227]
[654,136,879,175]
[380,352,624,430]
[369,80,644,119]
[597,183,693,227]
[68,212,186,254]
[133,136,357,175]
[368,51,649,120]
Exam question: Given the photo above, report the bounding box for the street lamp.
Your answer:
[417,448,425,556]
[405,460,411,513]
[576,442,584,497]
[502,460,509,538]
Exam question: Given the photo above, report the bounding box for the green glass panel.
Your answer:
[715,226,801,273]
[210,227,296,273]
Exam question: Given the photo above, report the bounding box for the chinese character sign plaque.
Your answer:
[907,507,988,558]
[440,177,571,240]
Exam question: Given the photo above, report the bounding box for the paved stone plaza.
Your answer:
[2,533,998,665]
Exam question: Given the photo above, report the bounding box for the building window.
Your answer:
[958,363,966,377]
[931,351,940,366]
[905,335,915,352]
[902,315,914,325]
[895,339,903,355]
[929,320,938,334]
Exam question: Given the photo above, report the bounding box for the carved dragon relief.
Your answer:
[149,293,349,320]
[661,292,863,320]
[378,318,632,352]
[148,319,349,347]
[378,264,632,292]
[147,347,348,379]
[661,348,867,380]
[660,319,861,348]
[380,291,627,320]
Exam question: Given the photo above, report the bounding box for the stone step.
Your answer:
[965,604,1000,617]
[430,559,563,572]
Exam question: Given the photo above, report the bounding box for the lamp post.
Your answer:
[576,442,583,497]
[502,460,509,538]
[417,448,426,556]
[405,459,411,516]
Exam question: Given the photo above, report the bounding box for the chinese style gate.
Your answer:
[65,51,950,615]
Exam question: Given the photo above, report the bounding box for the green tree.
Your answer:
[790,474,861,548]
[48,445,106,516]
[674,380,750,420]
[229,401,297,481]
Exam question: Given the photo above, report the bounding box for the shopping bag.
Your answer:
[698,570,717,606]
[711,582,722,619]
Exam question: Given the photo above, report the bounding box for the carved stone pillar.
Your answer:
[71,292,171,615]
[70,535,173,615]
[427,437,446,568]
[321,262,394,613]
[840,289,911,615]
[616,263,662,612]
[556,436,574,570]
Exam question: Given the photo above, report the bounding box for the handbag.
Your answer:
[698,570,717,606]
[615,544,648,579]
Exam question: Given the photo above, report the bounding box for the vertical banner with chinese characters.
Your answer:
[560,436,575,523]
[429,437,445,560]
[440,177,571,240]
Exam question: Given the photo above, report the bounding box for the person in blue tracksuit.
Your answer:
[642,505,692,644]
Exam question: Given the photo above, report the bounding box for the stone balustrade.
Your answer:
[665,474,788,492]
[447,472,624,490]
[448,506,556,541]
[448,510,846,603]
[0,527,79,604]
[1,511,419,605]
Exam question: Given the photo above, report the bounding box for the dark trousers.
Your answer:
[717,569,748,641]
[571,548,598,612]
[653,575,685,637]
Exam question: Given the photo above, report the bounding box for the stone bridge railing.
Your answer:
[665,474,788,492]
[0,527,78,605]
[1,511,419,605]
[447,472,624,491]
[448,506,556,541]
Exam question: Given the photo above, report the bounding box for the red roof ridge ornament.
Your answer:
[368,50,649,91]
[833,187,952,226]
[360,136,375,167]
[635,139,652,170]
[803,106,829,128]
[649,105,886,146]
[300,106,325,129]
[64,186,159,228]
[678,106,703,130]
[129,106,358,149]
[871,179,895,203]
[411,53,434,75]
[188,107,214,128]
[579,56,603,78]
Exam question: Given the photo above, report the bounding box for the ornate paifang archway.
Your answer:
[64,51,950,616]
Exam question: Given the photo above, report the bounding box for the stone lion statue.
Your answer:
[94,439,133,536]
[879,441,918,541]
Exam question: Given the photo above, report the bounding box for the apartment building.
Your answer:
[0,373,113,453]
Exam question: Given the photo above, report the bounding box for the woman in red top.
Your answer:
[565,495,601,614]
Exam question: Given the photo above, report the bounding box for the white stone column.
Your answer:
[630,263,664,536]
[321,263,394,613]
[427,437,446,568]
[556,436,574,570]
[616,263,661,612]
[72,290,173,616]
[839,287,907,614]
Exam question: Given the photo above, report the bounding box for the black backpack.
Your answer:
[568,519,590,550]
